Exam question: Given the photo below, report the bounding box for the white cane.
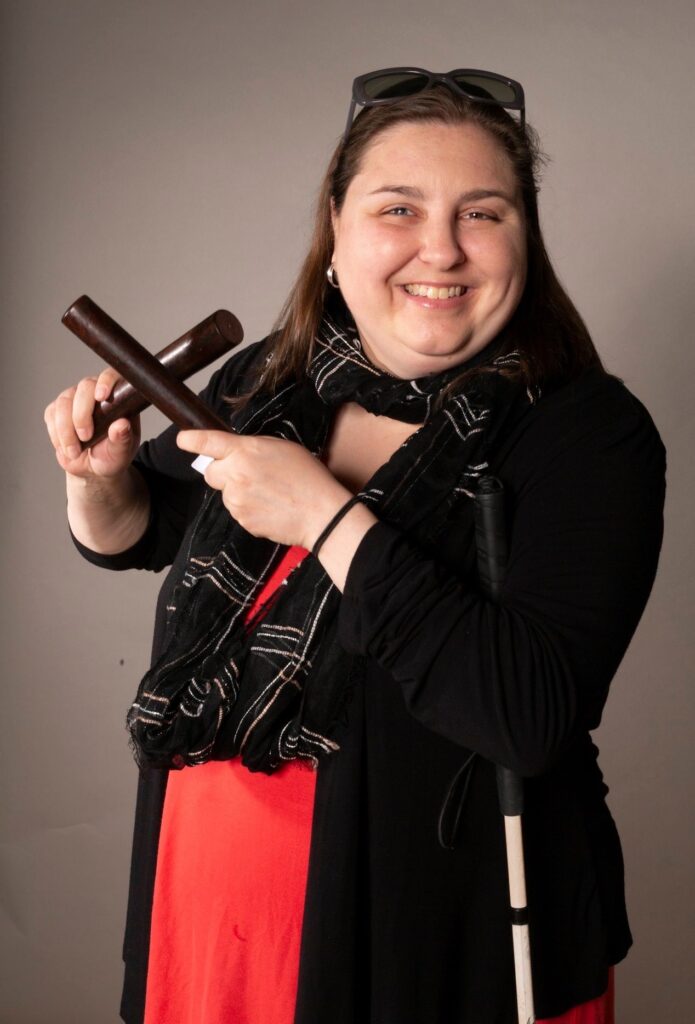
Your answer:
[475,475,536,1024]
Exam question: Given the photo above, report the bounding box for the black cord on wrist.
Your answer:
[311,495,363,558]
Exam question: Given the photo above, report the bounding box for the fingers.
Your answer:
[94,367,121,403]
[72,376,99,441]
[43,395,61,451]
[44,368,127,466]
[73,368,123,440]
[71,367,121,441]
[176,430,252,494]
[52,385,83,460]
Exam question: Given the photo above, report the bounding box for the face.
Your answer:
[331,120,528,379]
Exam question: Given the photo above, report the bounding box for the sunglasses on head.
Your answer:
[343,67,526,143]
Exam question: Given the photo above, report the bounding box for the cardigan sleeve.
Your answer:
[69,340,266,573]
[337,372,666,777]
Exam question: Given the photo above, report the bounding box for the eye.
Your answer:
[463,210,498,222]
[384,206,414,217]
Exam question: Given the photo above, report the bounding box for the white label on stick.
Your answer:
[191,454,215,474]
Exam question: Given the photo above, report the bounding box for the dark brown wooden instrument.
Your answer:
[62,296,244,448]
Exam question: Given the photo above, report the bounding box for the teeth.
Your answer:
[403,284,465,298]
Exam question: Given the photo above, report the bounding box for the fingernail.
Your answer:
[76,427,91,441]
[67,444,81,459]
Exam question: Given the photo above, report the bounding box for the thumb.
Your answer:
[176,429,237,459]
[107,418,135,447]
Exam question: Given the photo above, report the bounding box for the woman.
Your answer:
[45,70,665,1023]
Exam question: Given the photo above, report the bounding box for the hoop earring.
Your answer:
[326,263,340,289]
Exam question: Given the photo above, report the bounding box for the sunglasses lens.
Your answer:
[451,73,517,105]
[363,72,430,100]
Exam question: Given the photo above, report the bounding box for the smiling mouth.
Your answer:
[403,283,468,298]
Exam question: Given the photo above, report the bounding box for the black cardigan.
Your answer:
[72,340,666,1023]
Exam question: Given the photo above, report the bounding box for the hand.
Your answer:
[176,430,353,549]
[44,368,141,479]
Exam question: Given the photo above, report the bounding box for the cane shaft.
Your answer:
[511,923,535,1024]
[504,816,529,913]
[475,476,535,1024]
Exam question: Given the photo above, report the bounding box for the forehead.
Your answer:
[351,120,519,196]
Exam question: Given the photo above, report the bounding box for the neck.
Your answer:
[357,333,503,382]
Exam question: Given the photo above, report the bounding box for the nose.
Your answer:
[417,214,465,269]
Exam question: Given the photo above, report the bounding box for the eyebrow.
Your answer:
[367,185,516,204]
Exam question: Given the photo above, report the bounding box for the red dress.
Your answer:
[143,544,614,1024]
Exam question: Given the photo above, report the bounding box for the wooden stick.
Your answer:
[62,296,243,444]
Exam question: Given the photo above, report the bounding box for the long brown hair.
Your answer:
[228,85,602,411]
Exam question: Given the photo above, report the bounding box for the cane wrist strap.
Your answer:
[311,495,364,558]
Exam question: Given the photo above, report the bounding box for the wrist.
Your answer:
[303,485,354,552]
[67,466,126,494]
[66,466,151,555]
[310,499,379,592]
[310,495,365,558]
[66,466,142,507]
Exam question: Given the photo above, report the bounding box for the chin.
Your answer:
[406,333,478,361]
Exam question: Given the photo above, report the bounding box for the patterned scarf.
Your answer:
[127,314,532,773]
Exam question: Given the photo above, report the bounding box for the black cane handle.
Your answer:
[474,475,508,601]
[474,475,524,816]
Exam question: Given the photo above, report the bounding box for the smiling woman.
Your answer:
[46,71,666,1024]
[329,121,528,376]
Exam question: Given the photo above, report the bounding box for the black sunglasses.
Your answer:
[344,67,525,143]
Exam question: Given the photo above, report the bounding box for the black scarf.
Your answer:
[127,314,532,774]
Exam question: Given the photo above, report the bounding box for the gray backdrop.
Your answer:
[2,0,693,1020]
